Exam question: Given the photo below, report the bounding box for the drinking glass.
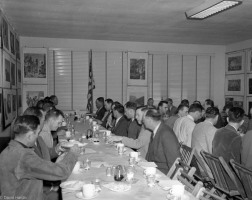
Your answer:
[114,165,125,181]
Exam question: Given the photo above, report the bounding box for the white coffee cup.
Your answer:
[145,167,156,176]
[105,130,111,136]
[130,152,139,160]
[82,184,96,198]
[169,184,185,196]
[117,143,125,155]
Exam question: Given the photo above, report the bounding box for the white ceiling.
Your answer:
[1,0,252,45]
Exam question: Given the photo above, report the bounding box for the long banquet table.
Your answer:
[61,118,197,200]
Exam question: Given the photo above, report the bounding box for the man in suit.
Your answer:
[94,97,106,121]
[124,101,141,139]
[96,98,113,128]
[111,104,128,137]
[166,98,177,117]
[144,109,180,175]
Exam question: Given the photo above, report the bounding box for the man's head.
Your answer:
[166,98,173,108]
[105,99,113,111]
[135,106,148,125]
[188,103,203,121]
[177,104,189,117]
[147,98,154,107]
[205,107,219,125]
[204,99,214,110]
[50,95,58,106]
[96,97,104,109]
[158,101,168,116]
[23,107,45,129]
[143,109,161,131]
[181,99,189,107]
[111,101,121,110]
[44,109,64,131]
[223,104,234,115]
[42,101,55,113]
[124,101,137,120]
[112,104,125,119]
[13,115,41,147]
[227,107,245,127]
[36,100,45,109]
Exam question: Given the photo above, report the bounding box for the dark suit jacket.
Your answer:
[95,107,106,121]
[127,119,141,139]
[101,111,112,128]
[146,122,180,175]
[112,116,129,137]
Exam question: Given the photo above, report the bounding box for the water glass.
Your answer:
[146,174,156,187]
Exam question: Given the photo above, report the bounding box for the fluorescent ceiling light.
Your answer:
[185,0,242,19]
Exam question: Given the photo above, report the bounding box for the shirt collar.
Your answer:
[153,122,162,137]
[228,124,238,132]
[187,115,194,121]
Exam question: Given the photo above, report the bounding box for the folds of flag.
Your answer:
[86,50,95,113]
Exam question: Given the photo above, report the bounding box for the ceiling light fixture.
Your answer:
[185,0,242,20]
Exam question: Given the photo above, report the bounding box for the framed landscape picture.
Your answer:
[226,52,245,74]
[3,89,13,127]
[23,48,47,84]
[11,58,16,89]
[247,74,252,96]
[225,96,244,109]
[225,74,244,96]
[17,89,22,115]
[128,52,148,86]
[3,51,11,88]
[17,62,21,88]
[2,17,9,52]
[9,28,15,58]
[127,86,147,106]
[22,85,47,111]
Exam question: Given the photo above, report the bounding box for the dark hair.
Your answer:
[42,101,55,113]
[113,104,125,115]
[112,101,121,107]
[228,107,245,123]
[36,100,45,109]
[181,99,189,107]
[45,109,64,121]
[189,103,203,113]
[50,95,57,101]
[223,104,233,112]
[23,107,43,120]
[193,100,201,105]
[44,96,51,102]
[166,98,173,103]
[205,107,219,119]
[105,99,113,104]
[125,101,137,110]
[96,97,104,104]
[158,101,168,108]
[176,104,189,114]
[145,109,161,121]
[13,115,40,136]
[205,99,214,107]
[148,98,153,101]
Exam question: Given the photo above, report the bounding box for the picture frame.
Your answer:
[9,26,16,58]
[22,85,47,111]
[0,89,2,127]
[17,61,21,88]
[247,50,252,73]
[247,74,252,96]
[226,51,245,74]
[23,48,47,84]
[11,58,16,89]
[12,89,17,119]
[128,52,148,86]
[225,96,244,109]
[225,74,244,96]
[3,89,13,127]
[15,35,20,61]
[2,17,9,52]
[17,89,22,115]
[3,51,11,88]
[127,86,147,106]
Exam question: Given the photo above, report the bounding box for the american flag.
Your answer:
[86,50,95,113]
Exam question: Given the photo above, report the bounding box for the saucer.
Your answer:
[76,192,99,199]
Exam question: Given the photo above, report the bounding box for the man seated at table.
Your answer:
[106,101,121,130]
[0,115,80,200]
[108,106,152,158]
[165,104,189,129]
[158,100,169,120]
[96,98,113,128]
[94,97,106,120]
[40,109,64,149]
[144,109,180,175]
[166,98,177,117]
[124,101,141,139]
[111,104,128,137]
[146,98,156,109]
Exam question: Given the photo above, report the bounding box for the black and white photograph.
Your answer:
[128,52,148,86]
[11,61,16,88]
[23,48,47,84]
[225,96,244,109]
[10,30,15,57]
[2,17,9,51]
[127,86,147,106]
[247,74,252,96]
[3,89,13,127]
[226,52,245,74]
[225,74,244,96]
[3,52,11,88]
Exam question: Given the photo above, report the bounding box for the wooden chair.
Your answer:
[180,144,195,166]
[200,150,243,199]
[230,159,252,199]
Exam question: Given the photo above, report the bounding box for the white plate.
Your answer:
[76,192,99,199]
[103,182,131,192]
[158,180,182,191]
[60,180,85,191]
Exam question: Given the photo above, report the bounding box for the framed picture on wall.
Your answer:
[22,85,47,111]
[127,86,147,106]
[9,28,15,58]
[17,61,21,88]
[23,48,47,84]
[128,52,148,86]
[225,96,244,109]
[3,51,11,88]
[12,90,17,119]
[17,89,22,115]
[225,51,245,74]
[225,74,244,96]
[3,89,13,127]
[15,36,20,61]
[2,17,9,52]
[0,89,2,127]
[247,50,252,73]
[11,58,16,89]
[247,74,252,96]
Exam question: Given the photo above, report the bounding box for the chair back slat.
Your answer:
[180,144,195,166]
[230,159,252,199]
